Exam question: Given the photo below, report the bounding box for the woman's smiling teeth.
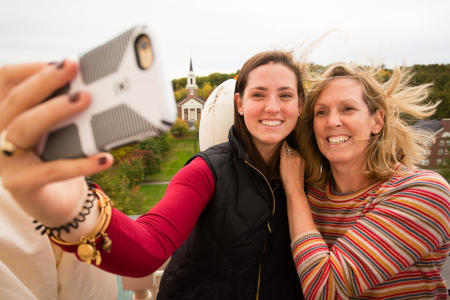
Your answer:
[327,135,350,144]
[260,120,282,126]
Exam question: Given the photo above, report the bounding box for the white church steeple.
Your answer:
[186,57,198,97]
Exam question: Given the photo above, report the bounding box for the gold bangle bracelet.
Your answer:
[50,188,113,265]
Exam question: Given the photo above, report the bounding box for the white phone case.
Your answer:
[38,25,176,161]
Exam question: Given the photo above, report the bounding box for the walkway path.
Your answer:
[141,181,170,185]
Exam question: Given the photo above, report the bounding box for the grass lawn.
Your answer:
[138,137,199,213]
[140,184,169,212]
[144,138,199,182]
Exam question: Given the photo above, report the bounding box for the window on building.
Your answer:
[445,149,449,155]
[190,108,195,120]
[437,158,442,165]
[184,109,188,120]
[190,78,193,84]
[439,140,444,146]
[190,89,194,96]
[446,140,450,146]
[420,159,430,166]
[438,149,443,155]
[197,108,201,120]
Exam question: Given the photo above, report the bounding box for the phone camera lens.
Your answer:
[141,41,148,49]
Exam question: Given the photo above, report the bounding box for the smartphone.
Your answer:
[37,25,177,161]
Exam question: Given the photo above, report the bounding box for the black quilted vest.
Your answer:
[157,128,303,300]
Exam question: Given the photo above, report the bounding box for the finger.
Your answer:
[0,60,78,129]
[0,62,47,96]
[3,153,114,191]
[6,91,91,149]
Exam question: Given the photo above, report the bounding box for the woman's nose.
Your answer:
[265,96,280,113]
[326,111,342,127]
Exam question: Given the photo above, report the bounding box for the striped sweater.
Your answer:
[291,166,450,299]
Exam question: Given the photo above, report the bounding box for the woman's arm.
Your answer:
[280,143,317,239]
[91,156,214,277]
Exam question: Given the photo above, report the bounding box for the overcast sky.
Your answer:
[1,0,449,79]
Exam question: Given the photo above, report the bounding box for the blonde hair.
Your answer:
[298,62,439,186]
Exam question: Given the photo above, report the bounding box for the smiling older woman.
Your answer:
[280,63,450,299]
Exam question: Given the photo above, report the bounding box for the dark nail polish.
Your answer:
[56,60,65,69]
[48,61,57,66]
[69,92,80,103]
[98,157,107,165]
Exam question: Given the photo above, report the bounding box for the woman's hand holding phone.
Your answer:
[0,60,112,239]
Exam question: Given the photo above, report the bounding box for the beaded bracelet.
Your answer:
[50,188,113,265]
[33,182,97,238]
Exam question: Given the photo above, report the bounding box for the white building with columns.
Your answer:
[177,58,205,126]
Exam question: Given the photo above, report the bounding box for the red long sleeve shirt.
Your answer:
[62,157,214,277]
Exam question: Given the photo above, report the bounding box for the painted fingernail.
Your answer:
[56,60,65,69]
[69,92,80,103]
[48,61,57,66]
[98,156,107,165]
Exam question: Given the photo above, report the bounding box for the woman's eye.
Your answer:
[315,110,326,116]
[343,106,355,112]
[280,93,293,99]
[252,93,263,98]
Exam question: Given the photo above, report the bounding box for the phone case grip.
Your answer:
[41,125,85,161]
[80,28,134,84]
[91,104,161,151]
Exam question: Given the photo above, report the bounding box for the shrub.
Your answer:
[171,118,189,137]
[90,169,144,215]
[127,149,161,176]
[110,145,136,165]
[119,156,146,189]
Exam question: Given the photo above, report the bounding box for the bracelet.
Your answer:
[50,188,113,265]
[33,189,96,238]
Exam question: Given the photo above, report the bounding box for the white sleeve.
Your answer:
[0,180,117,300]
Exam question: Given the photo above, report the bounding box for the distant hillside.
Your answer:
[171,64,450,119]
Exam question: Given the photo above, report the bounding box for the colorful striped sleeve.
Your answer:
[291,171,450,299]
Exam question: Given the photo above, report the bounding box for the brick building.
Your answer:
[414,119,450,168]
[177,58,205,127]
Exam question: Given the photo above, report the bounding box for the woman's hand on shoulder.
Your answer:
[0,61,113,227]
[280,142,305,193]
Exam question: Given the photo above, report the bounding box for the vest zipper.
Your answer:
[244,161,276,300]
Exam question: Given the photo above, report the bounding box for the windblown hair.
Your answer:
[234,50,305,181]
[298,62,438,186]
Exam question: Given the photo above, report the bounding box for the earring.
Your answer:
[239,111,243,115]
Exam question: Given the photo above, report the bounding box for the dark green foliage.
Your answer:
[90,133,175,214]
[410,64,450,120]
[119,156,147,189]
[138,132,173,156]
[90,168,145,215]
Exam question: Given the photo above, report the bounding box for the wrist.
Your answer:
[50,188,113,265]
[33,181,101,240]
